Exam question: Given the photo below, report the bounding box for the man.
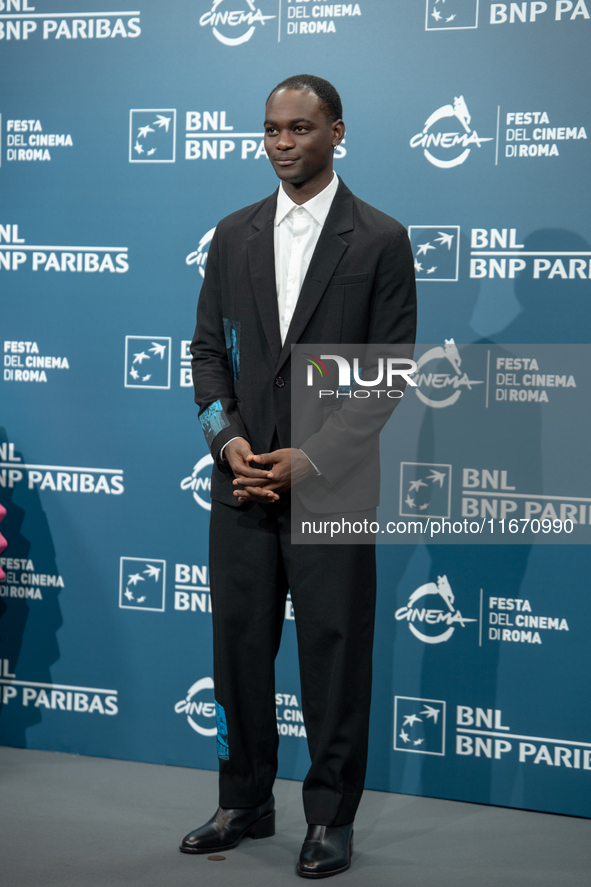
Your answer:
[183,75,416,878]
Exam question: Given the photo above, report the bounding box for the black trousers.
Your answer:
[209,497,377,827]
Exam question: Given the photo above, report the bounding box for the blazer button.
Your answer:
[274,376,285,388]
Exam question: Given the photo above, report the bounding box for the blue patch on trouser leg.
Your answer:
[215,700,229,760]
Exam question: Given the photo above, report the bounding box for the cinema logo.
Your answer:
[174,676,217,736]
[3,117,73,164]
[487,595,569,646]
[0,556,64,601]
[199,0,276,45]
[0,441,124,495]
[286,2,362,37]
[0,660,118,715]
[186,227,216,277]
[413,341,484,408]
[4,340,70,383]
[276,692,307,738]
[0,224,128,273]
[181,454,213,511]
[503,111,587,160]
[395,576,477,644]
[410,96,493,168]
[305,353,417,399]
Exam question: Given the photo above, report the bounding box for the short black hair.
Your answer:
[267,74,342,122]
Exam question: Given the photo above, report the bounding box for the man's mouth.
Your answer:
[274,157,299,166]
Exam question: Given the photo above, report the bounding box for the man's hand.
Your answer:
[231,447,314,503]
[224,439,275,503]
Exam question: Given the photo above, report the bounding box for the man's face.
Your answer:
[264,88,344,187]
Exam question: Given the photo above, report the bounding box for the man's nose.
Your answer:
[276,130,296,150]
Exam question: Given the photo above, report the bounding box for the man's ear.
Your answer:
[332,119,345,147]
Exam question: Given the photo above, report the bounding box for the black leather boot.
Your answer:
[296,823,354,878]
[179,795,275,853]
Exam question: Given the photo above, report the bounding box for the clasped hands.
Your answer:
[225,438,314,503]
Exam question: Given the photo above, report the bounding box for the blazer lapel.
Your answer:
[247,192,282,364]
[276,180,355,371]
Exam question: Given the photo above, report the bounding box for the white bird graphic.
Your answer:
[138,125,154,138]
[426,266,437,274]
[427,470,446,487]
[155,115,171,131]
[150,343,166,359]
[416,242,435,256]
[134,141,144,155]
[419,503,429,511]
[446,13,456,20]
[431,8,442,20]
[409,479,427,492]
[133,352,149,364]
[144,564,161,580]
[127,573,145,586]
[124,589,134,601]
[136,596,146,603]
[435,231,454,249]
[147,148,157,156]
[414,259,423,273]
[421,705,440,724]
[399,730,410,743]
[413,738,424,746]
[403,714,422,726]
[142,374,151,382]
[405,495,415,508]
[129,367,139,380]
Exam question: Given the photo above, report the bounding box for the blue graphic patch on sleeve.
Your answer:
[199,400,230,447]
[215,700,229,760]
[223,318,241,381]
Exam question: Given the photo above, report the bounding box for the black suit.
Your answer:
[191,178,416,826]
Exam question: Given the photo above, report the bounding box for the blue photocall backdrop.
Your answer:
[1,0,590,818]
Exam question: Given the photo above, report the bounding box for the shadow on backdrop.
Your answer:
[0,427,63,747]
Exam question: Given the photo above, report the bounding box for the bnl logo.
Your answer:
[408,227,460,281]
[425,0,479,30]
[394,696,446,755]
[119,557,166,612]
[129,110,176,162]
[125,336,171,389]
[400,462,452,518]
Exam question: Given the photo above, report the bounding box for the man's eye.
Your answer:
[265,128,276,135]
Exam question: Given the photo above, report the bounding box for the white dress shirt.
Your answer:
[221,172,339,466]
[274,170,339,344]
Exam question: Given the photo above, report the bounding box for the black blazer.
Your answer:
[191,177,417,510]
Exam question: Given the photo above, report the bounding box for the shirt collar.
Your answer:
[275,170,339,227]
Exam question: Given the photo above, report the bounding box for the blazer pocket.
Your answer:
[330,272,369,285]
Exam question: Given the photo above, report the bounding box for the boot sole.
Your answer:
[179,809,275,854]
[296,859,352,879]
